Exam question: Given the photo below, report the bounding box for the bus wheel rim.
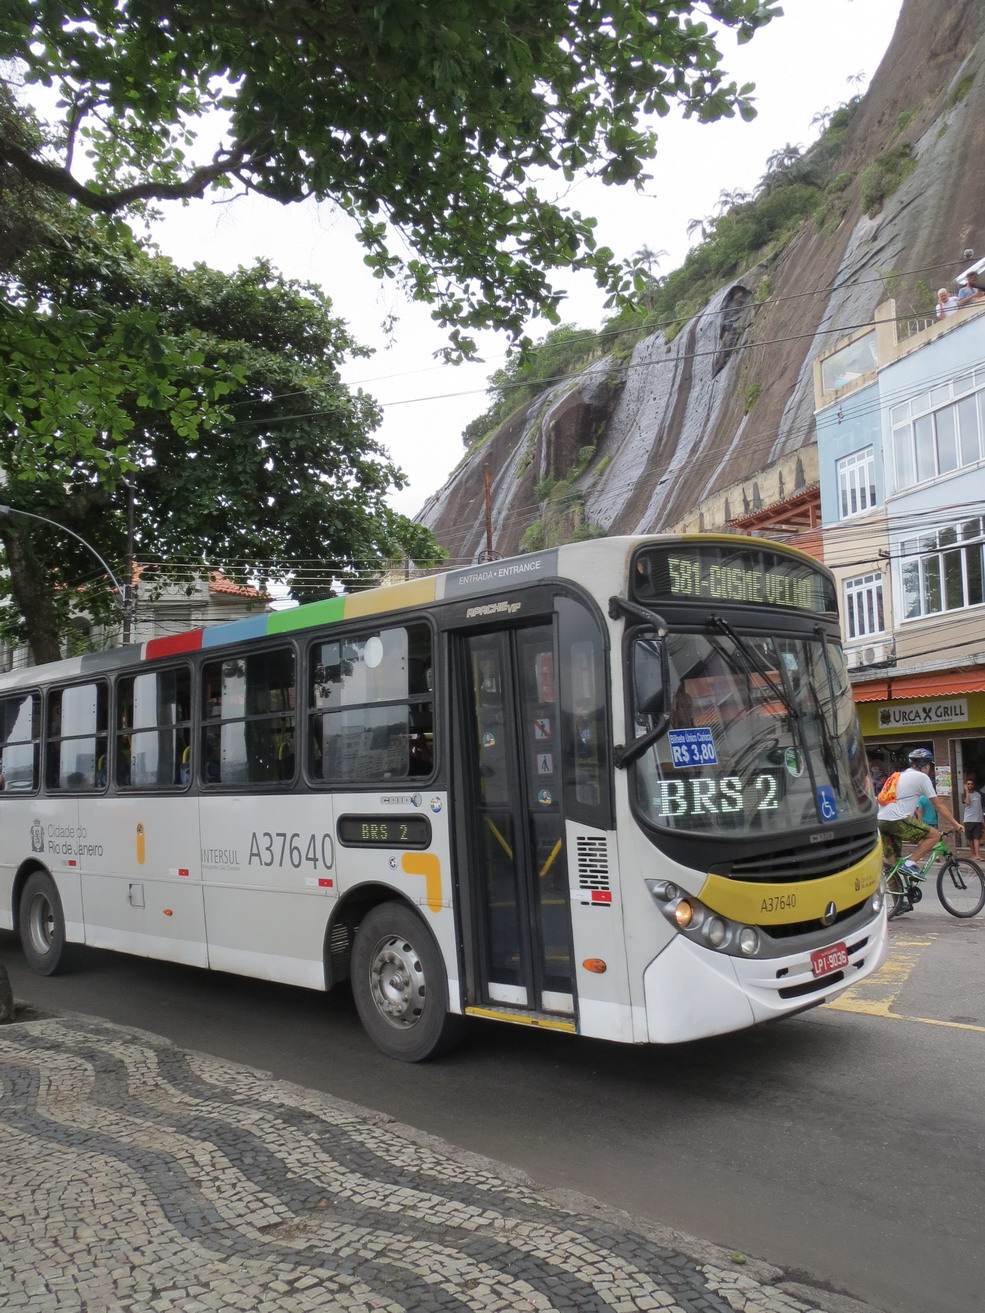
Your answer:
[369,935,426,1029]
[28,894,54,955]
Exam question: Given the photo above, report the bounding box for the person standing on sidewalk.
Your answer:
[962,775,984,860]
[877,748,963,878]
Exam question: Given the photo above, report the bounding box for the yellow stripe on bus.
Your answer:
[697,845,882,925]
[465,1007,576,1032]
[401,852,443,912]
[342,577,436,618]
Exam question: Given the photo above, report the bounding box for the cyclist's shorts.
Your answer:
[878,817,930,863]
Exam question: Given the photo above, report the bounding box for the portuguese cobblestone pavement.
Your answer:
[0,1013,883,1313]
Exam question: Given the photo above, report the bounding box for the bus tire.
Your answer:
[351,902,466,1062]
[19,871,67,976]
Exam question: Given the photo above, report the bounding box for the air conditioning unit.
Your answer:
[849,641,894,668]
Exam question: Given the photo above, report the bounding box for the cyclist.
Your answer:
[878,748,963,881]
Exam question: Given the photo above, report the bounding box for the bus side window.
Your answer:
[46,682,107,791]
[202,648,296,786]
[308,623,432,784]
[0,692,41,793]
[117,666,191,789]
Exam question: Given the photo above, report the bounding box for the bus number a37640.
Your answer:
[249,831,335,870]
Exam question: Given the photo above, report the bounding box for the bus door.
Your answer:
[458,622,575,1018]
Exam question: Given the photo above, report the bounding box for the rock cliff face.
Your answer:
[418,0,985,562]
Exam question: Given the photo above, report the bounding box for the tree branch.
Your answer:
[0,136,260,214]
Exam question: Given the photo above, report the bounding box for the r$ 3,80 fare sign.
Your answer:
[668,728,718,768]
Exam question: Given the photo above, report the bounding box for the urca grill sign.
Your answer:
[877,699,968,728]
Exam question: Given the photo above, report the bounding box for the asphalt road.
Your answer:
[2,899,984,1313]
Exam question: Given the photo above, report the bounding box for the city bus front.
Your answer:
[613,539,888,1042]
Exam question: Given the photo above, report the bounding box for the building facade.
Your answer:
[815,297,985,813]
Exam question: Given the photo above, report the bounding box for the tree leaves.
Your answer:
[2,0,780,350]
[0,209,439,658]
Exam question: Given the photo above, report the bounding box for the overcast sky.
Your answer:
[144,0,904,517]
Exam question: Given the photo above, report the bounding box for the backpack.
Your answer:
[877,771,900,805]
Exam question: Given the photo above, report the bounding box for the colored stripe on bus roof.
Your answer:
[142,576,439,662]
[201,615,268,647]
[343,577,437,617]
[145,630,205,659]
[267,596,345,634]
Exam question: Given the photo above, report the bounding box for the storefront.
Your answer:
[854,674,985,825]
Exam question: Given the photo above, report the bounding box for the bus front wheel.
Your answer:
[19,871,67,976]
[351,902,465,1062]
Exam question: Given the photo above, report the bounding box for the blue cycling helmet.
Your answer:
[908,748,934,764]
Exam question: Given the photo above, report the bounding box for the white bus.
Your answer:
[0,536,887,1060]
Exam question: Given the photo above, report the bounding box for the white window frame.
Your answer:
[899,517,985,620]
[890,369,985,493]
[843,572,884,640]
[837,447,877,519]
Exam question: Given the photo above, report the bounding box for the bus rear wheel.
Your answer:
[19,871,67,976]
[351,902,465,1062]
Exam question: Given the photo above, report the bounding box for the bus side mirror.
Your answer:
[633,637,669,721]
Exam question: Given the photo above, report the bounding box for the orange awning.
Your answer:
[853,670,985,702]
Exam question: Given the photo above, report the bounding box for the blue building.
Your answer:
[815,295,985,813]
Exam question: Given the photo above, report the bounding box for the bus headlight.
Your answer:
[646,880,679,903]
[704,917,727,948]
[738,927,759,956]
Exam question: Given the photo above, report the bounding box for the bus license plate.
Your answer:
[811,942,849,977]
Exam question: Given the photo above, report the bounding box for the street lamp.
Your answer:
[0,503,133,639]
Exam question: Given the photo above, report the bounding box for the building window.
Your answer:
[844,573,885,639]
[820,331,876,392]
[837,448,877,518]
[900,517,985,619]
[891,369,985,492]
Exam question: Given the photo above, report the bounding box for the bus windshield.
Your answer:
[631,628,872,835]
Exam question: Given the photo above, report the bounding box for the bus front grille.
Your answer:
[725,833,877,884]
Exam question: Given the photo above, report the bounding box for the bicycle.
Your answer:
[882,831,985,920]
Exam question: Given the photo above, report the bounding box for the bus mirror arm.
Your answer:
[613,713,671,769]
[608,595,668,636]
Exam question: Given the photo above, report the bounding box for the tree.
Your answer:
[1,0,779,357]
[0,211,440,663]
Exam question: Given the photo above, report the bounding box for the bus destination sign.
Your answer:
[337,815,431,849]
[634,544,835,615]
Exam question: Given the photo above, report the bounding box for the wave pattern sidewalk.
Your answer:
[0,1016,876,1313]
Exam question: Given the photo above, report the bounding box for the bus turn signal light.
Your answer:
[674,900,694,929]
[582,958,607,974]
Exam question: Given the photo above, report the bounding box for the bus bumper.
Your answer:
[643,910,888,1043]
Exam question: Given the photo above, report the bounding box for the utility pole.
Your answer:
[122,481,135,645]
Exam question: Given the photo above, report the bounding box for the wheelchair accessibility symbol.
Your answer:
[817,785,838,821]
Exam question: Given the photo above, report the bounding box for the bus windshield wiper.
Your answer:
[707,615,799,722]
[811,625,843,794]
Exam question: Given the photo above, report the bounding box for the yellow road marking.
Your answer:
[825,928,985,1032]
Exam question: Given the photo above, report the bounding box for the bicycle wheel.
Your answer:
[884,866,908,919]
[936,858,985,918]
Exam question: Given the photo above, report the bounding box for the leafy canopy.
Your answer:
[0,204,440,663]
[2,0,779,356]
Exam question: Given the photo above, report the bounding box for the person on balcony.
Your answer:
[936,286,958,318]
[957,272,984,307]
